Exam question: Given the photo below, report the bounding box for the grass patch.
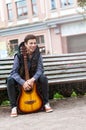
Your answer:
[71,91,77,97]
[53,93,64,100]
[1,100,10,106]
[53,91,77,100]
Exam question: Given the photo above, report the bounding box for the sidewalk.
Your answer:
[0,96,86,130]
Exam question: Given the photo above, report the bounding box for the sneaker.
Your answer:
[44,103,53,113]
[10,107,18,117]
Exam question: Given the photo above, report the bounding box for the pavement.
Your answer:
[1,96,86,130]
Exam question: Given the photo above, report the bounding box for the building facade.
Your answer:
[0,0,85,58]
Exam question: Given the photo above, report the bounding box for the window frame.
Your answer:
[36,35,45,54]
[9,39,18,52]
[7,3,13,21]
[15,0,28,19]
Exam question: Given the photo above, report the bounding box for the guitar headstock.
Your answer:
[20,43,30,80]
[20,45,27,57]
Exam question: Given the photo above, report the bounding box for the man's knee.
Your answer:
[7,77,16,85]
[39,74,48,83]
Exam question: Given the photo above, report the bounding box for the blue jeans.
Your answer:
[7,74,49,108]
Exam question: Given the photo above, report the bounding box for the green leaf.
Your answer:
[1,100,10,106]
[53,93,64,99]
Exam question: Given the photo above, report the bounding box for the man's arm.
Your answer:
[33,54,44,81]
[10,55,25,85]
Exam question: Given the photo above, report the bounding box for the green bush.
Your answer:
[1,100,10,106]
[71,91,77,97]
[53,93,64,99]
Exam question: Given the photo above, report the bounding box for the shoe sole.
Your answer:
[10,114,18,117]
[46,109,53,113]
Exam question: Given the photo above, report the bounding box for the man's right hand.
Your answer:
[23,81,32,91]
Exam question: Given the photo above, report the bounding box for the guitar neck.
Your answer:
[23,55,30,80]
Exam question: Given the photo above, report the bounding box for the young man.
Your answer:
[7,34,53,117]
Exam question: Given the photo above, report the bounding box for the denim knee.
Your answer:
[38,74,48,83]
[7,77,16,86]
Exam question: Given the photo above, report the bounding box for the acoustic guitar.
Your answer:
[17,45,43,114]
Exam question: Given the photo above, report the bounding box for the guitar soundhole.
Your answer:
[24,100,36,105]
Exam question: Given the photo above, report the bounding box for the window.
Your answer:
[7,3,13,20]
[36,35,45,44]
[16,0,28,18]
[31,0,38,15]
[36,35,45,54]
[50,0,56,10]
[9,39,18,52]
[61,0,74,8]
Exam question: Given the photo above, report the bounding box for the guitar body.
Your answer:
[17,82,43,114]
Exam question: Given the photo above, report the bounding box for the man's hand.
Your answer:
[27,77,35,88]
[23,81,32,91]
[23,77,35,91]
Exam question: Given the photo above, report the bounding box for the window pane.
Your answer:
[36,37,39,44]
[51,0,56,9]
[7,3,13,20]
[14,45,18,51]
[31,0,38,15]
[18,8,22,16]
[33,6,37,15]
[61,0,74,7]
[10,39,18,44]
[36,35,45,54]
[10,39,18,51]
[32,0,36,3]
[68,0,74,4]
[41,35,45,43]
[36,35,45,44]
[23,8,27,15]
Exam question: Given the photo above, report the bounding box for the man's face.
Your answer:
[25,39,37,54]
